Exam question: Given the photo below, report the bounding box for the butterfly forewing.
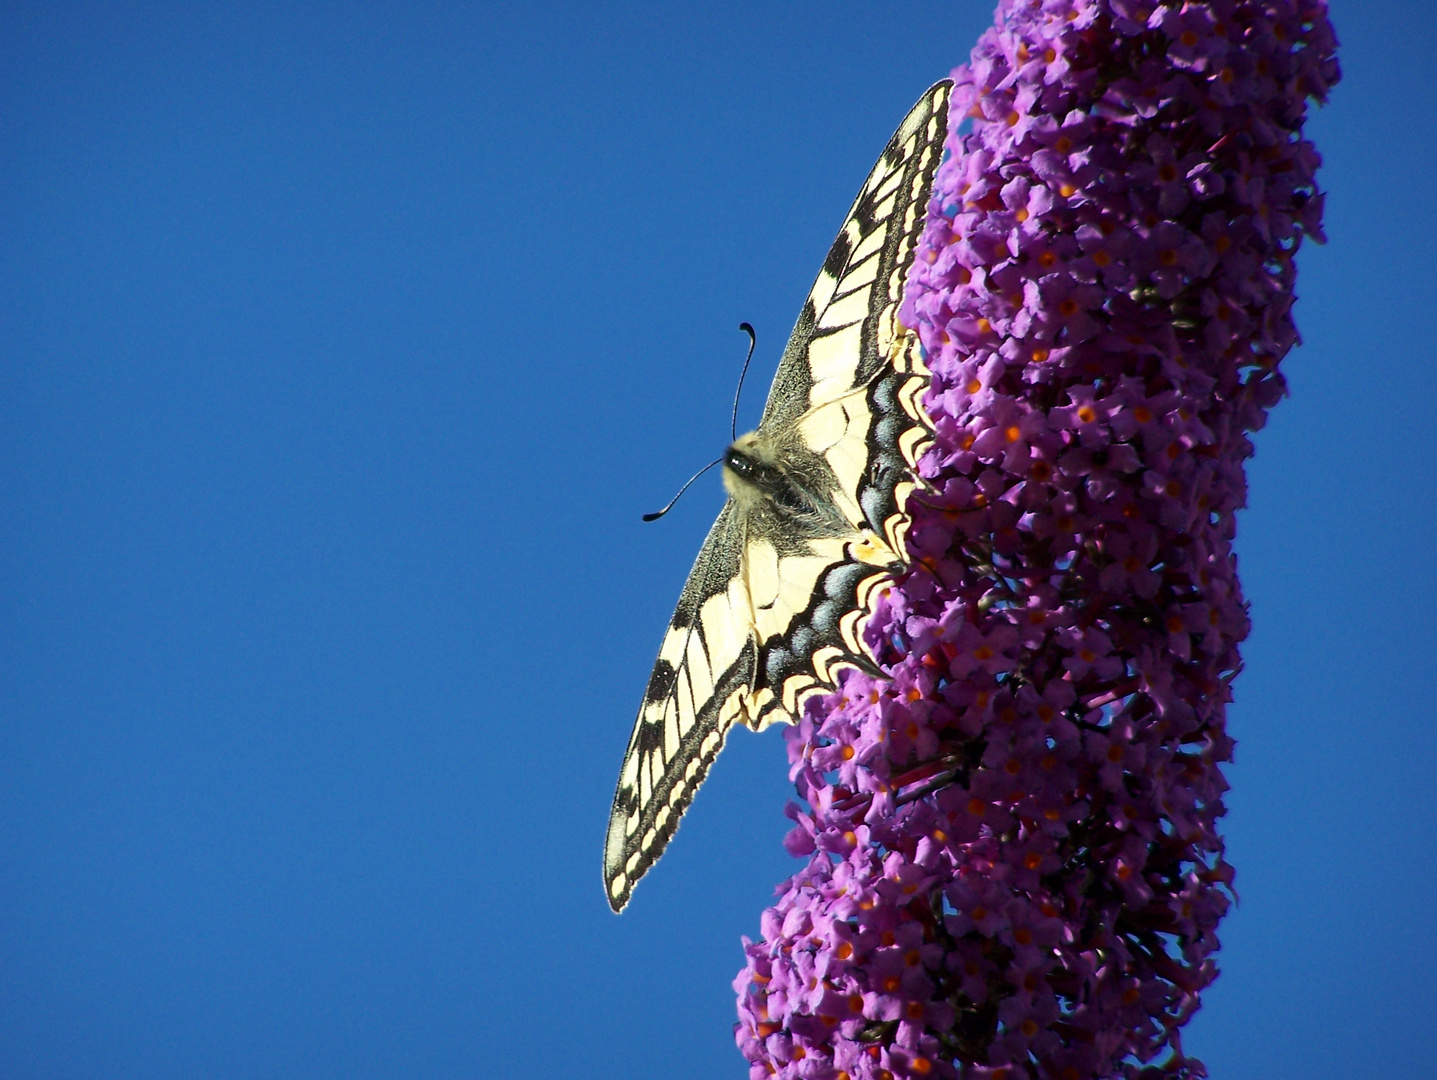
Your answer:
[760,82,951,432]
[605,81,952,912]
[604,505,757,911]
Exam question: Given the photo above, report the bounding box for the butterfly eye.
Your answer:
[725,449,754,478]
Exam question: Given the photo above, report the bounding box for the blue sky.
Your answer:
[2,3,1432,1078]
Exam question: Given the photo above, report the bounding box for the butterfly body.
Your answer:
[723,430,857,540]
[605,82,953,912]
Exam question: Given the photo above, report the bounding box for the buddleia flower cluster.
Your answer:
[734,2,1338,1078]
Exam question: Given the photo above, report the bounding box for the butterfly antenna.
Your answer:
[642,457,723,522]
[645,324,755,523]
[731,322,758,441]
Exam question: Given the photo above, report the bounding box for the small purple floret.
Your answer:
[735,2,1338,1078]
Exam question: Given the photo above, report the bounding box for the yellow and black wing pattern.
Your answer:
[605,81,952,912]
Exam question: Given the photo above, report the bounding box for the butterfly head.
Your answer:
[721,431,794,513]
[720,432,765,499]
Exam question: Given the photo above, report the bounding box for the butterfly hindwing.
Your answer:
[605,81,952,912]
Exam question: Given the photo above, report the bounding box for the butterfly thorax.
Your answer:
[722,430,855,545]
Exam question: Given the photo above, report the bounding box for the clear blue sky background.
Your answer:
[2,3,1432,1078]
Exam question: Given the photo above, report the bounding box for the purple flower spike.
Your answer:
[735,3,1337,1078]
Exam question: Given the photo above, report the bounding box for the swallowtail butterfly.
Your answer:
[605,81,953,911]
